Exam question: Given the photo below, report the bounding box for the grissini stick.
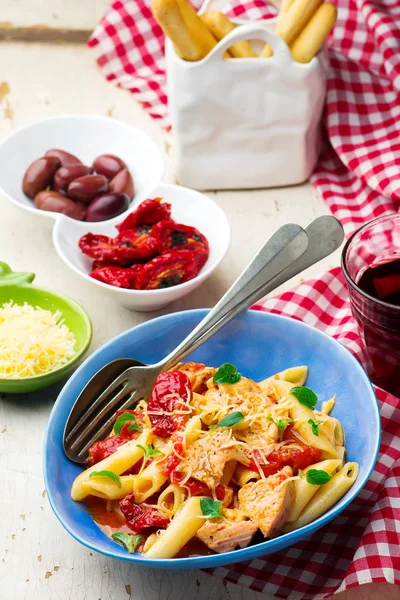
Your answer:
[152,0,216,61]
[261,0,295,57]
[175,0,219,54]
[276,0,322,45]
[200,11,259,58]
[290,2,337,63]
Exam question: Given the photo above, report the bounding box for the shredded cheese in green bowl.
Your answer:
[0,262,92,393]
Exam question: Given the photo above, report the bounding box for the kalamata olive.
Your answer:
[85,193,130,222]
[34,191,86,220]
[22,156,60,199]
[109,168,135,199]
[54,164,94,192]
[68,174,108,204]
[45,149,82,167]
[92,154,127,179]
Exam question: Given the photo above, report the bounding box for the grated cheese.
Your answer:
[0,301,76,379]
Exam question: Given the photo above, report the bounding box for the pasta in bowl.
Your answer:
[44,309,379,569]
[71,362,359,559]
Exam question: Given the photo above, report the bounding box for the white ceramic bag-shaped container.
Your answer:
[167,19,327,190]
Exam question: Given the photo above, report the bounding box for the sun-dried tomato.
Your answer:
[147,371,192,438]
[119,495,170,532]
[158,441,184,477]
[89,265,142,289]
[87,435,127,466]
[136,250,199,290]
[115,225,158,261]
[114,409,145,439]
[116,198,172,231]
[171,472,227,500]
[151,220,209,269]
[248,424,321,477]
[79,233,120,262]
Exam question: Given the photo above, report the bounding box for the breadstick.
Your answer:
[152,0,216,61]
[290,2,337,63]
[200,11,258,58]
[276,0,322,45]
[277,0,297,24]
[175,0,218,55]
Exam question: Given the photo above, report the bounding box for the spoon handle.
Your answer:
[157,216,343,372]
[157,223,309,371]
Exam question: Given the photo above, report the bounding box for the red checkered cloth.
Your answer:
[88,1,400,597]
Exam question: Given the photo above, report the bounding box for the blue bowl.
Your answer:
[44,310,380,569]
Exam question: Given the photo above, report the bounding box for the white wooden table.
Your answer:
[0,4,398,600]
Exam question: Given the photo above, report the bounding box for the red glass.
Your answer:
[342,214,400,395]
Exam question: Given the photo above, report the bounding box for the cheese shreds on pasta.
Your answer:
[0,301,76,378]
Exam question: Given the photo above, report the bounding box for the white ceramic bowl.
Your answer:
[0,114,164,222]
[53,182,230,311]
[0,115,230,311]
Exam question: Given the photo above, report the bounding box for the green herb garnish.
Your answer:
[213,363,242,385]
[210,411,244,431]
[200,497,223,519]
[111,532,143,553]
[306,469,332,486]
[114,412,142,436]
[136,444,163,469]
[308,418,323,436]
[267,417,294,441]
[89,470,121,487]
[290,386,318,409]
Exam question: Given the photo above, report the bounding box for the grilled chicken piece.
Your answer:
[204,377,274,421]
[197,518,258,554]
[176,428,248,489]
[238,466,294,537]
[174,362,216,394]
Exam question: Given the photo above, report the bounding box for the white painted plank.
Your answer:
[2,0,110,30]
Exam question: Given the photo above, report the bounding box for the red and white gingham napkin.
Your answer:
[88,1,400,597]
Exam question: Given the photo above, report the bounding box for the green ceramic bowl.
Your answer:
[0,262,92,394]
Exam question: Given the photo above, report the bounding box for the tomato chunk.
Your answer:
[115,225,158,261]
[119,495,170,532]
[171,471,227,500]
[87,435,128,466]
[147,371,192,437]
[116,198,171,231]
[248,425,321,477]
[152,220,209,269]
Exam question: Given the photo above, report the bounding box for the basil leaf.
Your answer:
[111,532,143,553]
[114,412,142,436]
[290,386,318,409]
[127,422,141,433]
[136,444,163,468]
[212,411,244,430]
[307,418,323,436]
[306,469,332,486]
[267,417,294,441]
[200,497,223,519]
[213,363,242,385]
[89,470,121,487]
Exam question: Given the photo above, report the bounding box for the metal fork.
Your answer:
[64,216,343,463]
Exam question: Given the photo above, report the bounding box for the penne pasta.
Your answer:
[284,463,359,532]
[157,484,186,517]
[286,458,341,522]
[133,460,168,503]
[235,464,260,486]
[289,397,338,458]
[321,394,336,415]
[71,430,151,501]
[258,365,308,390]
[81,474,137,501]
[145,497,205,559]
